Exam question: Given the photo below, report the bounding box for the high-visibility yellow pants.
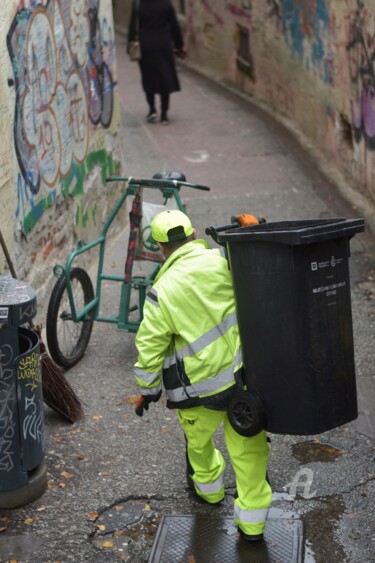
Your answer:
[177,406,272,537]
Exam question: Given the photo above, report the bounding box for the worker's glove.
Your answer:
[135,391,162,417]
[235,214,260,227]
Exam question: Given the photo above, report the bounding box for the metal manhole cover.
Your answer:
[149,515,303,563]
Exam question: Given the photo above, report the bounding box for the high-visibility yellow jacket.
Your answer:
[134,239,243,409]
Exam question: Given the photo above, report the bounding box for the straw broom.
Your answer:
[0,229,83,423]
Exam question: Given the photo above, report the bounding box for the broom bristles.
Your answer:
[39,339,84,423]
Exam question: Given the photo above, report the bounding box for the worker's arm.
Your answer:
[134,288,172,414]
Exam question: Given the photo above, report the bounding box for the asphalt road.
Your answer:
[0,32,374,563]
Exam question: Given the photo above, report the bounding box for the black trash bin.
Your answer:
[0,276,47,508]
[218,218,365,435]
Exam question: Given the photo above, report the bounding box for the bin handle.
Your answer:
[205,216,266,243]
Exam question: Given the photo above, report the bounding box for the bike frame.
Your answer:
[52,176,189,333]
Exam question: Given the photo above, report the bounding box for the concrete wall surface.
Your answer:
[0,0,124,316]
[112,0,130,34]
[176,0,375,226]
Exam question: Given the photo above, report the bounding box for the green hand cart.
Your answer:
[46,173,210,369]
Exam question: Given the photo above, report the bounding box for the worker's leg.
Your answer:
[223,416,272,538]
[177,407,226,504]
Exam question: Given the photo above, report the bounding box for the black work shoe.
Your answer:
[147,111,157,122]
[238,528,264,542]
[161,113,169,125]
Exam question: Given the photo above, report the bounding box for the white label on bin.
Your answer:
[311,256,344,271]
[312,281,346,295]
[0,307,8,319]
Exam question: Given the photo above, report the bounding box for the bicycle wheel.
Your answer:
[46,267,94,369]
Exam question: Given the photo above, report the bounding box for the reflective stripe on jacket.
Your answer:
[134,239,243,408]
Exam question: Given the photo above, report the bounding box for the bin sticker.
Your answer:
[311,256,344,271]
[312,281,346,297]
[0,307,8,320]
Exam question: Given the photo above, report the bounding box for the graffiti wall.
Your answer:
[180,0,375,210]
[0,0,122,292]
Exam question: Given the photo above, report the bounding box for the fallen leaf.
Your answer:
[144,503,151,511]
[52,436,64,443]
[24,518,33,525]
[102,540,114,548]
[58,482,66,489]
[61,471,74,479]
[96,524,106,531]
[99,471,109,477]
[0,527,7,532]
[160,426,169,433]
[37,506,46,512]
[92,416,102,421]
[88,512,99,519]
[113,505,124,512]
[78,455,89,462]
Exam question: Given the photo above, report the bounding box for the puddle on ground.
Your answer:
[292,441,344,464]
[301,495,345,563]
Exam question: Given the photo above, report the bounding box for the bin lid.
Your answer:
[217,218,365,245]
[0,276,36,325]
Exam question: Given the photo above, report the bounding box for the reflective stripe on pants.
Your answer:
[177,406,272,533]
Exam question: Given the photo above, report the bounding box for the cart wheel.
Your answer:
[228,389,265,437]
[46,267,94,369]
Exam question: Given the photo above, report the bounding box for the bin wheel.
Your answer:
[46,267,94,369]
[228,390,265,437]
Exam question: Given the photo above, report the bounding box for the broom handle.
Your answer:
[0,228,35,329]
[0,229,18,279]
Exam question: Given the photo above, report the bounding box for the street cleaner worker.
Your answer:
[133,209,272,542]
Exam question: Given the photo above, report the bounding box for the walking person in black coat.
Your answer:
[128,0,186,124]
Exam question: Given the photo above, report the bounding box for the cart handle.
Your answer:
[106,176,210,191]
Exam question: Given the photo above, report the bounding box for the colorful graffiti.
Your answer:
[347,1,375,150]
[267,0,332,84]
[6,0,116,233]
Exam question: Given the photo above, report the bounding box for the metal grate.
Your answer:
[149,515,303,563]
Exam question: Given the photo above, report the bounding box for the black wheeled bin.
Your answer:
[219,218,365,435]
[0,276,47,508]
